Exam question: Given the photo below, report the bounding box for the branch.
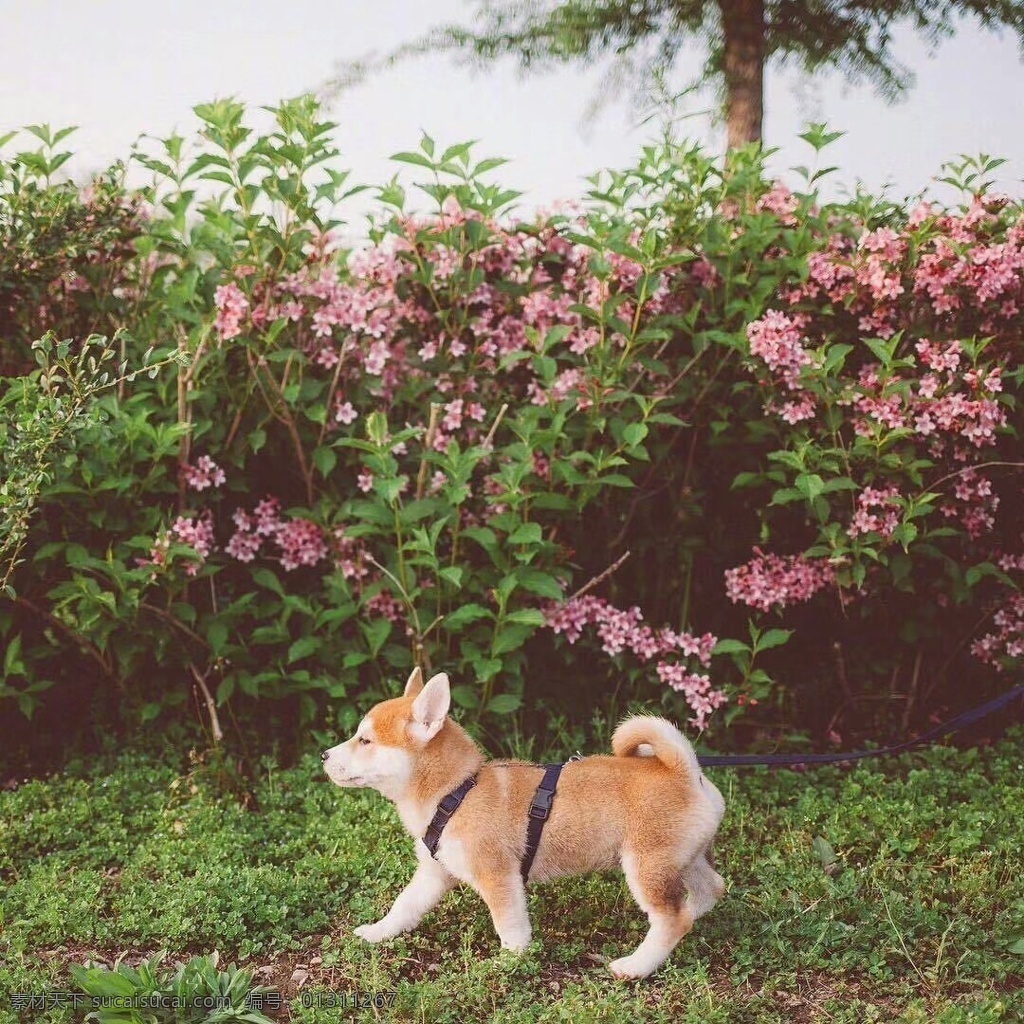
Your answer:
[415,403,442,500]
[189,660,224,745]
[568,550,632,601]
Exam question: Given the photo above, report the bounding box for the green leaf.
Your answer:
[438,566,464,589]
[505,608,546,627]
[450,684,480,710]
[252,568,285,596]
[515,568,564,600]
[3,634,23,677]
[795,474,825,502]
[509,522,543,545]
[462,526,498,555]
[313,446,337,477]
[374,476,406,505]
[492,622,536,656]
[1006,938,1024,955]
[361,617,392,656]
[472,657,503,682]
[207,622,229,656]
[391,150,435,169]
[288,636,321,663]
[864,337,895,366]
[770,487,805,506]
[755,629,793,652]
[623,422,648,448]
[711,638,750,656]
[486,694,522,715]
[444,604,493,631]
[812,835,837,871]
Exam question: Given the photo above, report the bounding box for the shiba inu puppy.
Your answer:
[322,668,725,979]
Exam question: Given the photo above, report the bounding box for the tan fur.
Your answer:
[322,670,726,979]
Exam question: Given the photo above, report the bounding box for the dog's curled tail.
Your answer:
[612,716,701,777]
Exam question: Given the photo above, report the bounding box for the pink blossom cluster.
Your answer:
[545,595,715,663]
[655,663,729,730]
[725,549,835,612]
[204,190,715,456]
[971,594,1024,668]
[940,469,999,540]
[787,200,1022,339]
[544,594,722,727]
[845,345,1006,452]
[756,183,799,226]
[913,205,1024,322]
[333,528,371,582]
[183,455,226,491]
[848,486,901,539]
[226,498,327,570]
[747,310,811,385]
[746,310,817,423]
[214,283,248,341]
[364,589,404,623]
[142,514,215,578]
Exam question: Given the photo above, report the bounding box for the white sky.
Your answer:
[2,0,1022,221]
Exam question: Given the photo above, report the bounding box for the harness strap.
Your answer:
[520,762,564,883]
[423,773,478,858]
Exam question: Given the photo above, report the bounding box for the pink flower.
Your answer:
[972,593,1024,668]
[747,310,811,388]
[183,455,226,492]
[365,588,405,622]
[214,283,248,341]
[226,509,261,562]
[756,182,799,225]
[848,486,901,540]
[544,595,723,725]
[725,549,835,612]
[170,514,214,560]
[334,399,358,425]
[276,518,328,571]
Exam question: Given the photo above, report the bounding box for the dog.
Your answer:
[322,667,725,979]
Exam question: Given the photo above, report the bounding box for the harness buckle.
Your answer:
[528,786,555,820]
[437,792,462,816]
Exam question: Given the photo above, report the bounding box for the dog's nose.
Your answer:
[321,750,330,762]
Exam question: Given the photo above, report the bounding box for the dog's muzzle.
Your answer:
[321,750,331,763]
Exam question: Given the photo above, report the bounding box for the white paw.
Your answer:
[499,938,530,953]
[498,928,532,953]
[354,922,391,943]
[608,954,654,980]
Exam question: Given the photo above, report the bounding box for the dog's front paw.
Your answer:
[608,954,654,980]
[354,922,392,943]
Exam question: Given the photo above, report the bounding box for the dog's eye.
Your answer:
[358,737,371,746]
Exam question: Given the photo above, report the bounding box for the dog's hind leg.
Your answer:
[354,853,456,943]
[609,849,694,980]
[475,870,532,952]
[681,848,726,921]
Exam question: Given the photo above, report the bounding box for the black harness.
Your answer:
[422,773,478,859]
[423,762,567,883]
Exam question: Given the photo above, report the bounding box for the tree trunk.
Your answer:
[720,0,765,148]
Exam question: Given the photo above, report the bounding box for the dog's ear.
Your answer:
[409,672,450,743]
[403,666,424,698]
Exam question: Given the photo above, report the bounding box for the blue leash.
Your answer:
[697,681,1024,768]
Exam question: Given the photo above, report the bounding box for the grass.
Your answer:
[1,732,1022,1022]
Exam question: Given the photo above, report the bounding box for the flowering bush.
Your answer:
[0,126,145,374]
[2,105,1022,752]
[718,148,1024,733]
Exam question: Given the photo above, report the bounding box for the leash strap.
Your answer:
[697,681,1024,768]
[520,762,564,883]
[423,773,478,858]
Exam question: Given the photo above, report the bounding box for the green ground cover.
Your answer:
[1,733,1021,1022]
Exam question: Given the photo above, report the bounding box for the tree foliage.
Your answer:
[343,1,1024,146]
